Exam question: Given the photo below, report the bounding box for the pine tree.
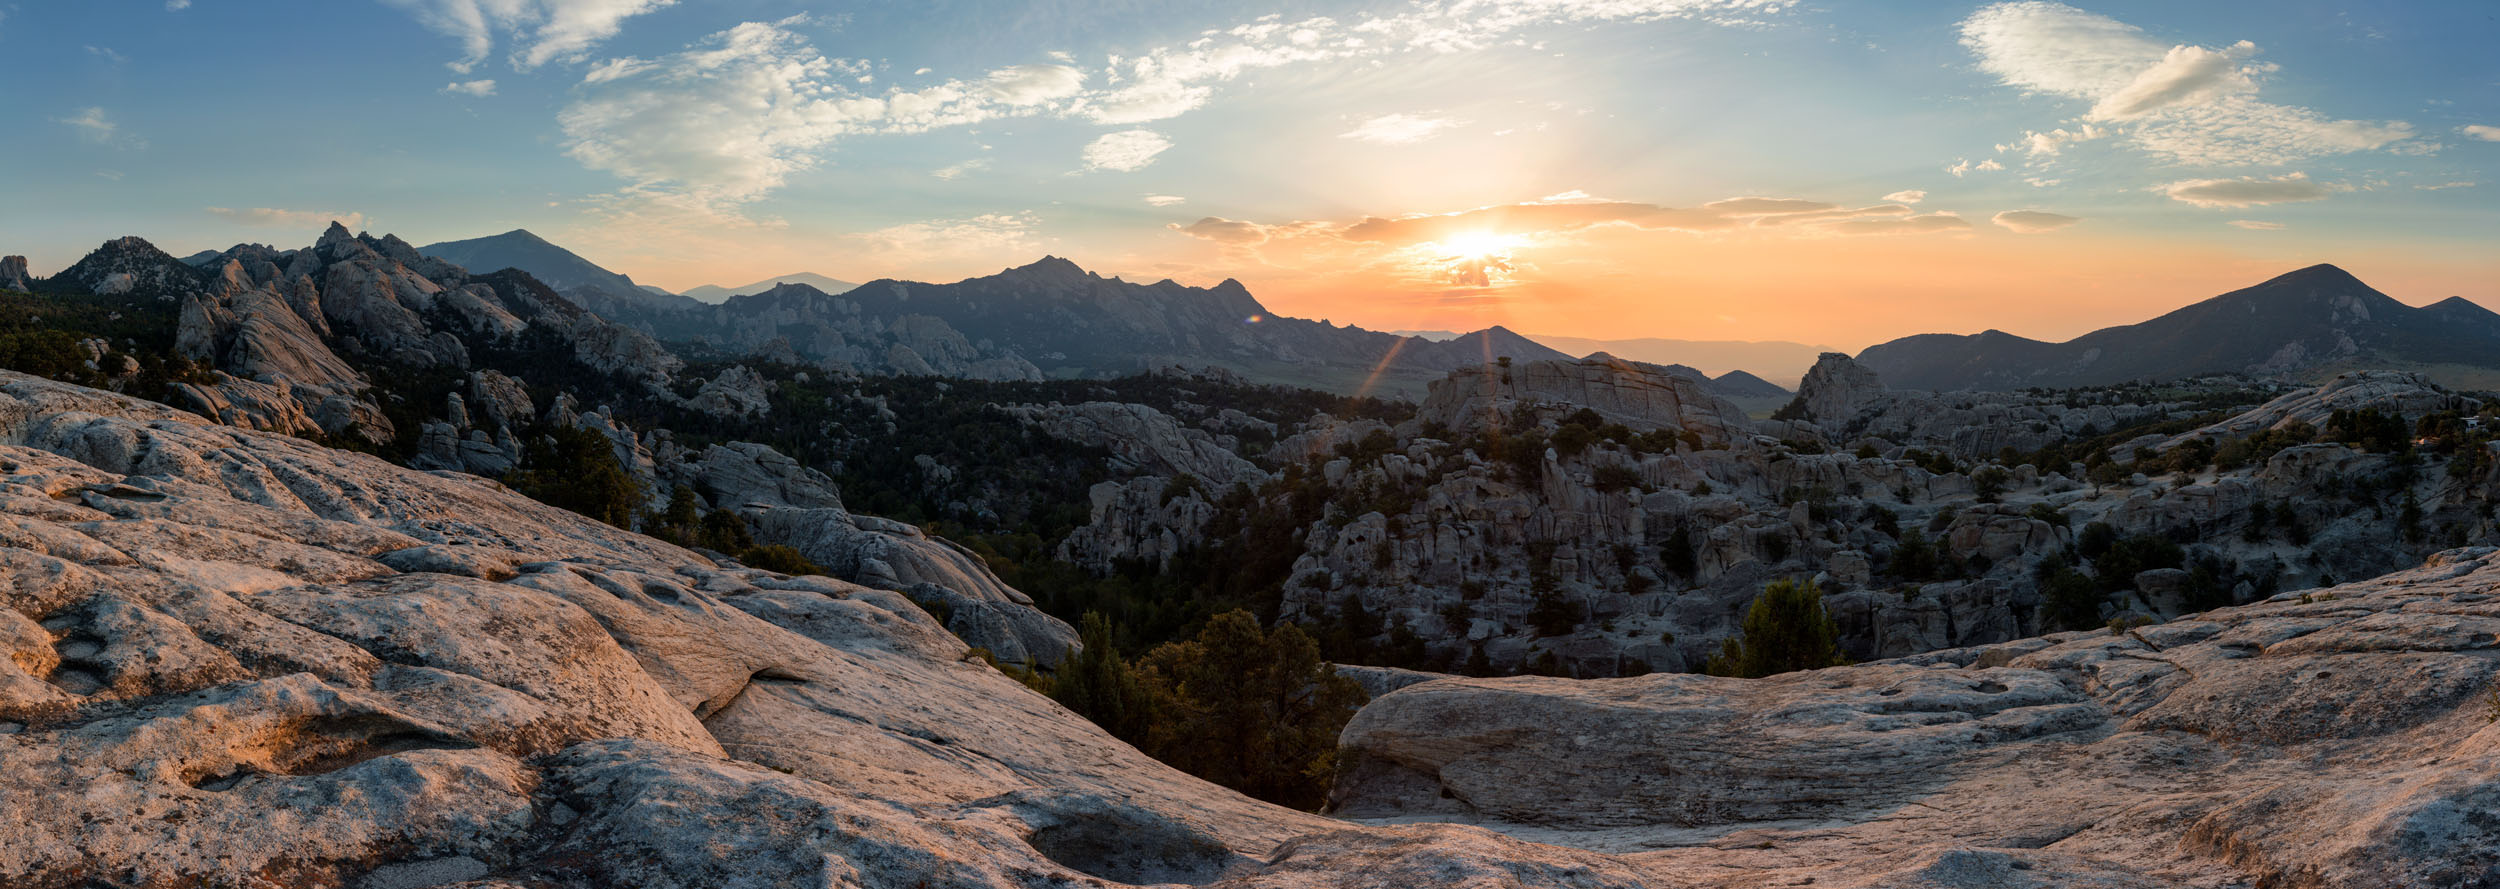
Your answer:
[1704,579,1847,678]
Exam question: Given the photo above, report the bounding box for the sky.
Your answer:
[1,0,2494,351]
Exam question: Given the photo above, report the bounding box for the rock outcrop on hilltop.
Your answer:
[1004,400,1268,487]
[1780,352,2180,457]
[0,255,31,291]
[1416,354,1756,442]
[36,225,691,449]
[1334,548,2500,887]
[2157,369,2477,447]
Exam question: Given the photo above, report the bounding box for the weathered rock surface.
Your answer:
[1335,548,2500,886]
[0,255,31,291]
[1418,355,1756,443]
[1006,400,1267,487]
[2159,369,2478,448]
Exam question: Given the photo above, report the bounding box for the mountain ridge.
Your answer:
[1856,263,2500,390]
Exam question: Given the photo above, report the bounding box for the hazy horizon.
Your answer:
[3,0,2493,351]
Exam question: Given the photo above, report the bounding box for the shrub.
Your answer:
[1703,579,1846,678]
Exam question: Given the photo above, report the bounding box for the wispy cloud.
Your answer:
[1143,194,1187,207]
[2228,219,2285,230]
[931,159,991,180]
[57,107,142,148]
[165,0,190,9]
[440,79,497,97]
[555,3,1795,220]
[1959,2,2414,165]
[1174,192,1980,250]
[1882,190,1927,204]
[383,0,678,72]
[2463,125,2500,142]
[84,45,127,64]
[1991,209,2081,233]
[1081,130,1172,173]
[2162,173,2330,208]
[1341,113,1464,145]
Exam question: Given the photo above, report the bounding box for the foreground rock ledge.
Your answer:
[1336,549,2500,887]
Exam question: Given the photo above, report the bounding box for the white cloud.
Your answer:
[381,0,678,72]
[1081,129,1173,173]
[85,46,127,63]
[2463,125,2500,142]
[2227,219,2285,230]
[1946,158,2005,177]
[1991,209,2081,233]
[1144,194,1187,207]
[2162,173,2331,208]
[2004,123,2107,157]
[441,79,497,97]
[849,212,1039,263]
[166,0,190,9]
[982,64,1086,106]
[560,19,922,212]
[1959,2,2414,165]
[2418,181,2477,191]
[932,159,991,180]
[206,207,370,230]
[2088,42,2259,120]
[1340,113,1463,144]
[1881,189,1926,204]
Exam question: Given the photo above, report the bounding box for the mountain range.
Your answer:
[404,231,1807,400]
[679,272,859,303]
[1856,264,2500,391]
[1522,334,1830,385]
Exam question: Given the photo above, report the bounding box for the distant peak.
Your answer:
[992,255,1094,287]
[498,228,549,244]
[2263,262,2364,288]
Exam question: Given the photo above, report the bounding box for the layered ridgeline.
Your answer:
[413,230,1581,398]
[1859,263,2500,391]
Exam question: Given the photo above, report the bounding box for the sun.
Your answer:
[1437,231,1521,262]
[1416,231,1525,287]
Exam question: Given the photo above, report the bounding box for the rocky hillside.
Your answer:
[1858,263,2500,390]
[1058,352,2500,676]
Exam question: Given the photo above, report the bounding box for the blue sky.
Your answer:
[2,0,2493,347]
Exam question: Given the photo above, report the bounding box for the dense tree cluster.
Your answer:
[1031,610,1365,810]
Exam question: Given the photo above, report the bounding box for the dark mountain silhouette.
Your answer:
[681,272,859,303]
[1855,264,2500,390]
[418,229,702,316]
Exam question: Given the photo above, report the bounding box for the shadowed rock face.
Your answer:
[1417,355,1757,442]
[1334,548,2500,887]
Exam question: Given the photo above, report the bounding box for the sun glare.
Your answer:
[1437,231,1521,261]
